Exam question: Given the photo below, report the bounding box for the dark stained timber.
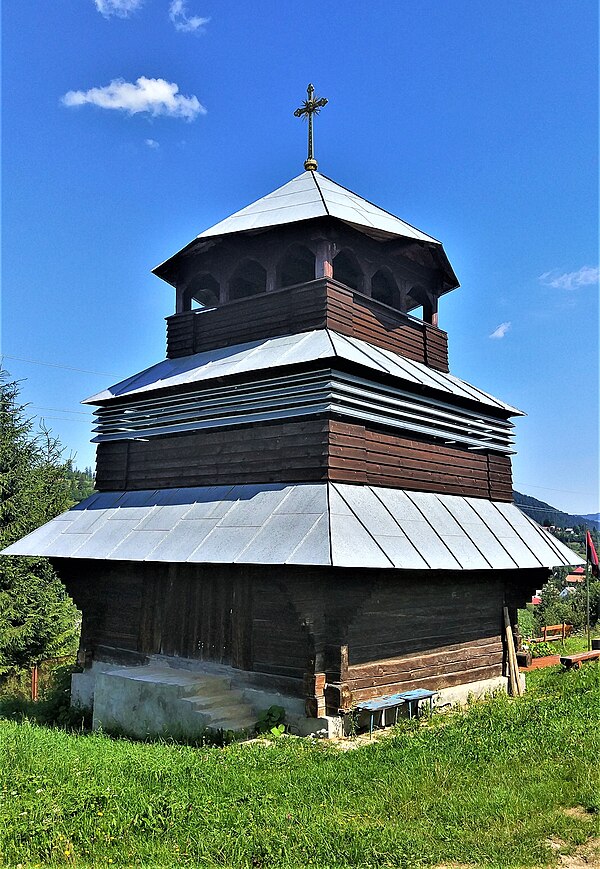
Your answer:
[166,278,450,372]
[94,417,512,500]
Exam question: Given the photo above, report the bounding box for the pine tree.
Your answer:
[0,370,80,675]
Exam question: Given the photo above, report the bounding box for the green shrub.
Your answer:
[529,641,556,658]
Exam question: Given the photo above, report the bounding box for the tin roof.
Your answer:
[194,171,439,243]
[84,329,523,416]
[3,483,582,570]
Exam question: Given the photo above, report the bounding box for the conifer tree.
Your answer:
[0,370,79,675]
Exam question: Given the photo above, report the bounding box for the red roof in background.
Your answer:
[531,595,542,605]
[573,566,585,574]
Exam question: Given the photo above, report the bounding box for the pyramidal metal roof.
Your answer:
[194,171,440,243]
[2,483,582,571]
[84,329,523,415]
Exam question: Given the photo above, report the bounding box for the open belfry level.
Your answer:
[5,90,582,736]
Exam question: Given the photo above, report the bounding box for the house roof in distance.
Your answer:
[3,483,582,571]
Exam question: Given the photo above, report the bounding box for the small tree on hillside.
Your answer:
[0,370,79,676]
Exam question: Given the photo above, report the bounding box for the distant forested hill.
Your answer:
[513,491,600,531]
[582,512,600,524]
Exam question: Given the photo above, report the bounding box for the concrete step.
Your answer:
[208,716,258,732]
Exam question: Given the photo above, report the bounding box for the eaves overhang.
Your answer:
[2,484,583,571]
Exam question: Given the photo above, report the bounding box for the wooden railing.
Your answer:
[165,278,449,372]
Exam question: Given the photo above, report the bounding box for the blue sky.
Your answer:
[2,1,598,515]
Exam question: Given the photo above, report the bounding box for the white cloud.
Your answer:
[61,77,205,121]
[169,0,209,33]
[538,265,599,291]
[145,138,160,149]
[94,0,144,18]
[489,322,511,340]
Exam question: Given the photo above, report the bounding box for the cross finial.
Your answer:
[294,83,328,171]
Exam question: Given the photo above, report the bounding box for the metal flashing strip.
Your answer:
[2,483,583,571]
[91,368,516,453]
[85,329,523,416]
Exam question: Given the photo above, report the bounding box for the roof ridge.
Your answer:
[311,171,330,216]
[316,172,442,245]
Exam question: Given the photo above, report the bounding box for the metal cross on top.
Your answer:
[294,83,328,172]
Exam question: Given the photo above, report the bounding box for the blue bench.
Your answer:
[356,688,437,737]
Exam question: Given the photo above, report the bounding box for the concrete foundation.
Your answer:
[72,657,509,741]
[73,657,340,739]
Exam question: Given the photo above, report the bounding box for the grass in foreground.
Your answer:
[0,665,598,868]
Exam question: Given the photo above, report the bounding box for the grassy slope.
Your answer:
[0,666,598,869]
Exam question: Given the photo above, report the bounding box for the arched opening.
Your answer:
[277,244,315,288]
[371,269,400,308]
[333,249,363,291]
[405,284,428,318]
[228,259,267,301]
[183,274,220,311]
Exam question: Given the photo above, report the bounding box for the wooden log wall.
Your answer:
[165,279,450,373]
[344,573,505,702]
[94,417,512,500]
[54,559,547,714]
[328,421,513,501]
[95,419,330,491]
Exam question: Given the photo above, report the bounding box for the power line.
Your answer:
[2,354,118,378]
[517,483,591,497]
[32,416,92,424]
[31,405,91,416]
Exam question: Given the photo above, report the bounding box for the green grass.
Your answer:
[0,666,598,869]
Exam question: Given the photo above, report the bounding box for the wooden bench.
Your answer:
[560,651,600,670]
[533,623,573,643]
[355,689,437,737]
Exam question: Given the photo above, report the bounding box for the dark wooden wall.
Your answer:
[345,573,505,701]
[55,559,546,716]
[94,419,330,490]
[166,279,450,373]
[328,421,513,500]
[94,417,512,500]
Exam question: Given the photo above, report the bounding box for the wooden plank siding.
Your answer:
[327,421,513,501]
[94,417,512,500]
[54,560,546,714]
[165,278,449,373]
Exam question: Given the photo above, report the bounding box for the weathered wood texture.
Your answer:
[94,418,330,490]
[54,560,547,714]
[328,421,513,501]
[166,278,450,372]
[344,573,505,702]
[94,417,512,500]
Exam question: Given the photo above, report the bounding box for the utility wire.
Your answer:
[2,354,117,378]
[31,405,91,416]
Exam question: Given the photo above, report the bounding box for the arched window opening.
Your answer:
[229,260,267,301]
[405,285,428,319]
[371,269,400,308]
[184,274,220,311]
[333,250,362,291]
[277,245,315,288]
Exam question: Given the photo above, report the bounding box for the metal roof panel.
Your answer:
[2,484,583,570]
[84,329,522,416]
[191,172,441,244]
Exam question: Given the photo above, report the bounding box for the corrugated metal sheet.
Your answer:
[191,172,439,244]
[84,329,523,416]
[3,483,583,570]
[90,368,515,452]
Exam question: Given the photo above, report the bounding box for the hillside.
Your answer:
[513,491,600,531]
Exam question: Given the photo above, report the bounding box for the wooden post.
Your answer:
[504,607,523,697]
[31,664,39,702]
[315,239,333,279]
